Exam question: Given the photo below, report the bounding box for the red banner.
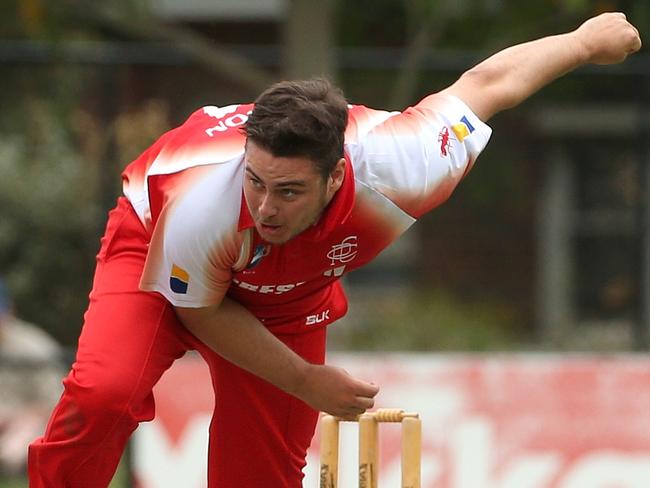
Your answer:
[133,353,650,487]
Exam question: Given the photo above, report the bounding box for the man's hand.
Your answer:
[572,12,642,65]
[292,363,379,420]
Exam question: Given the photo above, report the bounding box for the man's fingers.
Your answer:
[625,21,642,52]
[354,379,379,398]
[339,400,374,420]
[355,395,376,410]
[632,28,642,52]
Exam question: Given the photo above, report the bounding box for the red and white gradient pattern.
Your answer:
[120,95,491,319]
[347,95,491,218]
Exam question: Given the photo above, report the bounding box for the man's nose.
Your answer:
[258,193,278,219]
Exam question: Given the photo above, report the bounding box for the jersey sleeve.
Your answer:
[139,163,246,308]
[346,95,492,218]
[122,103,252,231]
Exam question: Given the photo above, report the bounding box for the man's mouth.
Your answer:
[259,222,282,235]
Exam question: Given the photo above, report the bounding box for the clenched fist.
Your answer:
[573,12,642,65]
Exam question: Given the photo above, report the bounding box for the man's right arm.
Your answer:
[435,12,641,121]
[175,298,378,419]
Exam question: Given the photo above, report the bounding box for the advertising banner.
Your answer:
[133,353,650,487]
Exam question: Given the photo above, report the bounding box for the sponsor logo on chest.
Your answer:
[231,278,305,294]
[232,235,360,293]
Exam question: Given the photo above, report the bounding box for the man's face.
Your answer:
[243,141,345,245]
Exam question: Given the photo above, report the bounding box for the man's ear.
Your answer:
[328,158,346,193]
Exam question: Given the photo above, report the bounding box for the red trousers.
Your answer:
[28,197,326,487]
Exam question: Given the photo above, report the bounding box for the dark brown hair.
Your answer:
[244,78,348,179]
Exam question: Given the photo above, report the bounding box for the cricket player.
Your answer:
[29,12,640,487]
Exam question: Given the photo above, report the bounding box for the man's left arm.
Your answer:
[175,298,379,420]
[435,12,641,121]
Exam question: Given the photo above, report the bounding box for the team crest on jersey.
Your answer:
[438,127,454,157]
[324,236,358,277]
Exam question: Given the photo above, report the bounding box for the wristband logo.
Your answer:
[170,264,190,294]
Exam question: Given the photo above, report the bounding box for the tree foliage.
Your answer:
[0,94,101,343]
[0,0,647,348]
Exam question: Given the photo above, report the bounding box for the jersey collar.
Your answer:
[237,153,355,242]
[238,190,255,231]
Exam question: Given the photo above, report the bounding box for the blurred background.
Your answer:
[1,0,649,486]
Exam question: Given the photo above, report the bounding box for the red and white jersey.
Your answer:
[121,95,491,333]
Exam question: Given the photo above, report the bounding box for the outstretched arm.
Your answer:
[435,12,641,121]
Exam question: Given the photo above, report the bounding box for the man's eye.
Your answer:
[249,178,263,188]
[281,189,297,198]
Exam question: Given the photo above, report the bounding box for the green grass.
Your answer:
[0,480,27,488]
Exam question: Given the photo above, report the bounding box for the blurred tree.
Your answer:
[80,1,274,92]
[0,98,100,344]
[284,0,336,79]
[18,0,45,36]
